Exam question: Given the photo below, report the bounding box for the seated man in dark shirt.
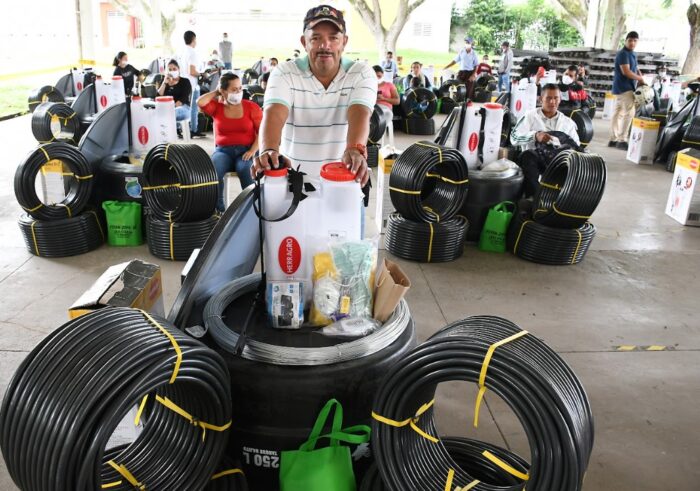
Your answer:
[157,59,192,124]
[558,65,588,110]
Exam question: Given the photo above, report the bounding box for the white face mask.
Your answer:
[659,71,667,78]
[120,60,128,68]
[562,75,574,85]
[465,43,472,50]
[227,92,243,105]
[169,70,179,78]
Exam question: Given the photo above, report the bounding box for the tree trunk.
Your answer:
[551,0,588,37]
[594,0,608,48]
[683,3,700,74]
[599,0,625,49]
[162,14,175,55]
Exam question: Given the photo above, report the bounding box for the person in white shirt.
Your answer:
[252,4,377,187]
[381,51,397,79]
[180,30,204,136]
[511,83,582,196]
[444,36,479,100]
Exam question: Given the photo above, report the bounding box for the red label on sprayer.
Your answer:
[278,236,301,275]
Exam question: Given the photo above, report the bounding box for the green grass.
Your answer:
[0,83,32,118]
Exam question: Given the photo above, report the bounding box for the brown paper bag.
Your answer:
[373,258,411,322]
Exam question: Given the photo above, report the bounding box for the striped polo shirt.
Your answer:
[264,56,378,176]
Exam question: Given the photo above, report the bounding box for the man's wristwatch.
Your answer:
[345,143,367,159]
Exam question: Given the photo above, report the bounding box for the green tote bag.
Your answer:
[478,201,515,253]
[280,399,371,491]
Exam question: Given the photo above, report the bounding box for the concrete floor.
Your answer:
[1,111,699,490]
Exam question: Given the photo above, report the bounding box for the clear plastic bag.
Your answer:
[321,317,382,338]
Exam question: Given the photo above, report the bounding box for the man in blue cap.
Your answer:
[445,36,479,99]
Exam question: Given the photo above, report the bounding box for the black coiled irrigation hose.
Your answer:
[369,104,389,144]
[18,209,105,258]
[389,141,469,222]
[0,307,232,491]
[402,87,438,119]
[28,85,64,113]
[146,214,219,261]
[205,458,249,491]
[385,213,467,263]
[143,143,218,222]
[532,150,606,229]
[31,101,81,144]
[14,142,94,220]
[371,315,594,491]
[360,437,530,491]
[507,200,596,265]
[439,96,457,115]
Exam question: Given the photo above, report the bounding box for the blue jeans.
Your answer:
[212,145,254,211]
[224,62,232,69]
[175,105,190,121]
[190,85,200,133]
[499,73,511,93]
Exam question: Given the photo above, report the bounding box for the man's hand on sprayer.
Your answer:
[342,147,370,187]
[251,149,292,179]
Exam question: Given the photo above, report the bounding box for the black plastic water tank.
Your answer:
[97,154,144,203]
[460,170,524,241]
[216,290,416,490]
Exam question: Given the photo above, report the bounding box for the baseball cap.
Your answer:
[303,5,346,32]
[464,36,474,43]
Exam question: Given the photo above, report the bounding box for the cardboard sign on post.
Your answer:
[602,92,615,120]
[627,117,660,164]
[666,148,700,226]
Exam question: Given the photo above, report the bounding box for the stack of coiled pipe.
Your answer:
[0,307,232,491]
[508,150,605,265]
[385,141,469,262]
[14,142,104,257]
[143,144,219,260]
[370,315,594,491]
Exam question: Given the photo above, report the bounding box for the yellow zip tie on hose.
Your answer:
[142,183,182,191]
[473,330,529,428]
[139,310,182,384]
[169,222,175,261]
[75,174,94,180]
[423,206,440,222]
[164,143,171,161]
[552,204,591,220]
[415,141,443,162]
[571,229,583,264]
[539,181,560,190]
[444,468,455,491]
[482,450,529,481]
[180,181,218,189]
[371,399,439,443]
[23,203,44,212]
[211,468,245,480]
[134,394,149,426]
[86,210,105,241]
[533,208,548,216]
[389,186,421,195]
[39,146,51,162]
[143,181,218,191]
[107,460,145,490]
[425,173,468,186]
[154,394,232,442]
[55,203,72,218]
[427,222,434,262]
[101,480,122,489]
[459,480,481,491]
[512,220,532,255]
[30,221,40,256]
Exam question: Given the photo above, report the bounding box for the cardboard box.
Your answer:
[373,258,411,323]
[374,147,401,235]
[602,92,615,120]
[69,260,164,318]
[627,118,660,164]
[666,148,700,226]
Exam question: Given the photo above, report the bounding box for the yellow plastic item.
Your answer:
[309,252,338,326]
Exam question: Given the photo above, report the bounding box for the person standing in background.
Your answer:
[219,33,233,69]
[444,36,479,100]
[498,41,513,93]
[609,31,645,150]
[180,30,204,137]
[112,51,138,95]
[381,51,397,78]
[476,55,493,76]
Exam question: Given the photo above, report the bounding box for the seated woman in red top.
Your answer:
[198,72,262,211]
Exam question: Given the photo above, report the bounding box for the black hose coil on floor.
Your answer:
[27,85,64,113]
[370,315,594,491]
[402,87,438,119]
[507,200,596,265]
[14,142,94,220]
[389,141,469,222]
[143,144,218,222]
[385,213,467,263]
[369,104,389,144]
[439,96,457,115]
[0,307,232,491]
[206,463,249,491]
[31,102,81,144]
[532,150,606,229]
[360,437,530,491]
[18,209,105,258]
[402,118,436,135]
[146,214,219,261]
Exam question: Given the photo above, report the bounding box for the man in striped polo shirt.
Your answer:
[252,4,377,186]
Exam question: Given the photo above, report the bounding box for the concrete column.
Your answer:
[75,0,95,65]
[584,0,600,47]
